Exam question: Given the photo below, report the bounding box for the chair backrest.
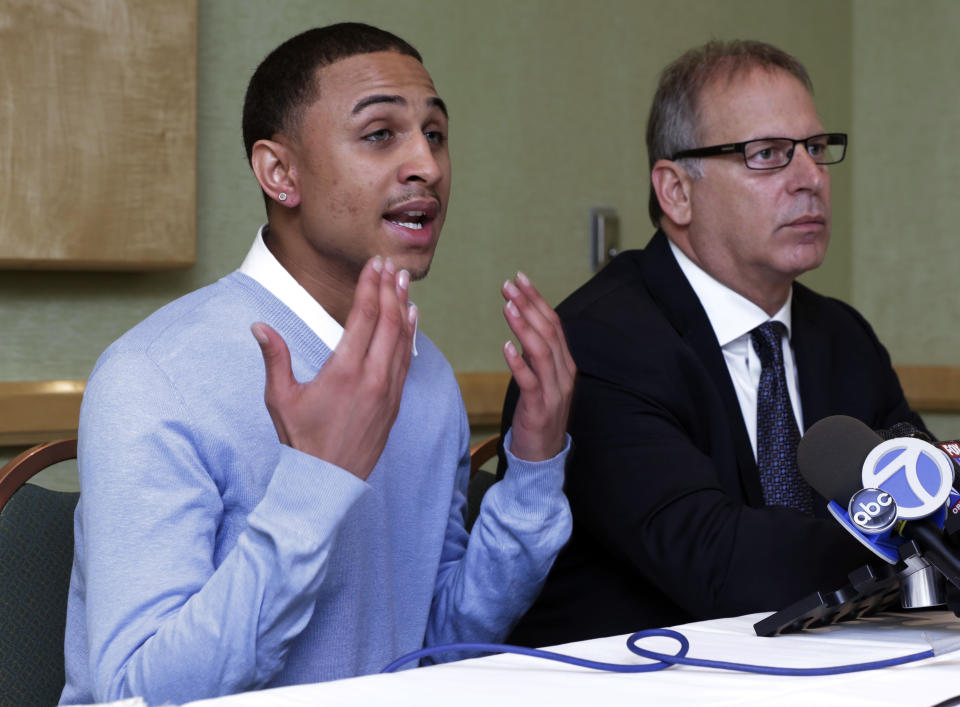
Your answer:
[0,438,79,706]
[0,438,78,511]
[467,434,500,531]
[469,434,500,478]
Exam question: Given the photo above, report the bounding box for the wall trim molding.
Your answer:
[0,380,86,446]
[889,366,960,414]
[1,366,957,446]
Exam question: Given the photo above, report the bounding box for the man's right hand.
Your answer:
[251,256,416,481]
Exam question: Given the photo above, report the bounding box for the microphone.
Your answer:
[877,421,934,442]
[797,415,960,607]
[797,415,882,507]
[872,423,960,536]
[755,416,960,636]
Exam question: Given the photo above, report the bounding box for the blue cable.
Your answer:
[381,627,939,676]
[625,628,934,676]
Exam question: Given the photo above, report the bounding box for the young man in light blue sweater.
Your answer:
[60,23,575,705]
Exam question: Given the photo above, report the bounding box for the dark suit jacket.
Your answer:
[498,231,926,647]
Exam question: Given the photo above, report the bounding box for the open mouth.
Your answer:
[383,199,440,232]
[387,211,428,230]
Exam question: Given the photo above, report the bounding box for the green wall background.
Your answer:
[850,0,960,436]
[2,0,959,469]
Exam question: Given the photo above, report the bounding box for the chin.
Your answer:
[396,249,436,281]
[410,264,431,281]
[785,239,828,275]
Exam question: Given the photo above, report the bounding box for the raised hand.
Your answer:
[501,272,576,461]
[251,257,417,480]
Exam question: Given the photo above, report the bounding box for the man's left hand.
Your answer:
[501,272,576,461]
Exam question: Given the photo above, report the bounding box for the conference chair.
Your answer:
[467,434,500,531]
[0,437,79,706]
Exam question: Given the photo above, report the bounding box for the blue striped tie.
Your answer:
[751,321,814,515]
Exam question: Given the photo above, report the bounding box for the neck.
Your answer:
[665,226,792,317]
[263,222,357,326]
[708,264,792,318]
[748,284,791,317]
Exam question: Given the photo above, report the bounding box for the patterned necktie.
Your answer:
[751,321,814,515]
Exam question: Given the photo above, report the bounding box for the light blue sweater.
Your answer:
[60,272,571,705]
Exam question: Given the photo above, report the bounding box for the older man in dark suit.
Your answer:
[499,39,927,646]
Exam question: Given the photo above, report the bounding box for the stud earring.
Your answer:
[278,192,288,202]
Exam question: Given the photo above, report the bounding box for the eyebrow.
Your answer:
[351,94,448,118]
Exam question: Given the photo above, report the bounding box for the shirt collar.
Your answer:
[667,238,792,346]
[241,225,419,355]
[240,225,345,351]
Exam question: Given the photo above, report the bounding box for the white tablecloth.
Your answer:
[182,610,960,707]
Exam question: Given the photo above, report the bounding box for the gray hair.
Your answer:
[645,40,813,226]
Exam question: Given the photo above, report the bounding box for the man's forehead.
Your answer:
[696,66,821,141]
[315,51,443,114]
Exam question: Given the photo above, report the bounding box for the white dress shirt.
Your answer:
[668,239,803,457]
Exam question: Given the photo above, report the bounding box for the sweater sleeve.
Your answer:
[76,352,367,704]
[423,411,572,650]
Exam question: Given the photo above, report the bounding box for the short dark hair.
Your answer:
[645,40,813,227]
[242,22,423,207]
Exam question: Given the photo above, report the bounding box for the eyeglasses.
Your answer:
[671,133,847,170]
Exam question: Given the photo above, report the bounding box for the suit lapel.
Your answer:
[791,283,830,431]
[641,232,763,504]
[789,283,835,517]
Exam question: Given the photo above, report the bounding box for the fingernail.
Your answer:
[384,258,396,275]
[504,340,518,357]
[371,256,384,273]
[250,323,268,345]
[503,280,520,298]
[506,300,519,317]
[408,303,418,325]
[397,269,410,290]
[516,271,531,286]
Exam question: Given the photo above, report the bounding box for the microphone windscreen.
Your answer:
[878,421,934,443]
[797,415,882,504]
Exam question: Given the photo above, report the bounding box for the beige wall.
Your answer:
[852,0,960,436]
[3,0,959,459]
[0,0,852,373]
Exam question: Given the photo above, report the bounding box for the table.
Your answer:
[185,611,960,707]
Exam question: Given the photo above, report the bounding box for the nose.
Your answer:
[398,133,443,187]
[786,143,826,194]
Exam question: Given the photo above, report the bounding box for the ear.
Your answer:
[251,139,300,208]
[651,159,693,227]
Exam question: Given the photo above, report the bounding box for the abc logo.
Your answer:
[848,488,898,534]
[861,438,954,520]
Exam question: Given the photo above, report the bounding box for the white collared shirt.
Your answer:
[239,225,417,355]
[668,239,803,457]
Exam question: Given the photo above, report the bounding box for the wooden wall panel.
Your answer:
[0,380,84,445]
[0,0,196,269]
[892,366,960,414]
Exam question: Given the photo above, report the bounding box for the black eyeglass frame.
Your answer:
[670,132,848,170]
